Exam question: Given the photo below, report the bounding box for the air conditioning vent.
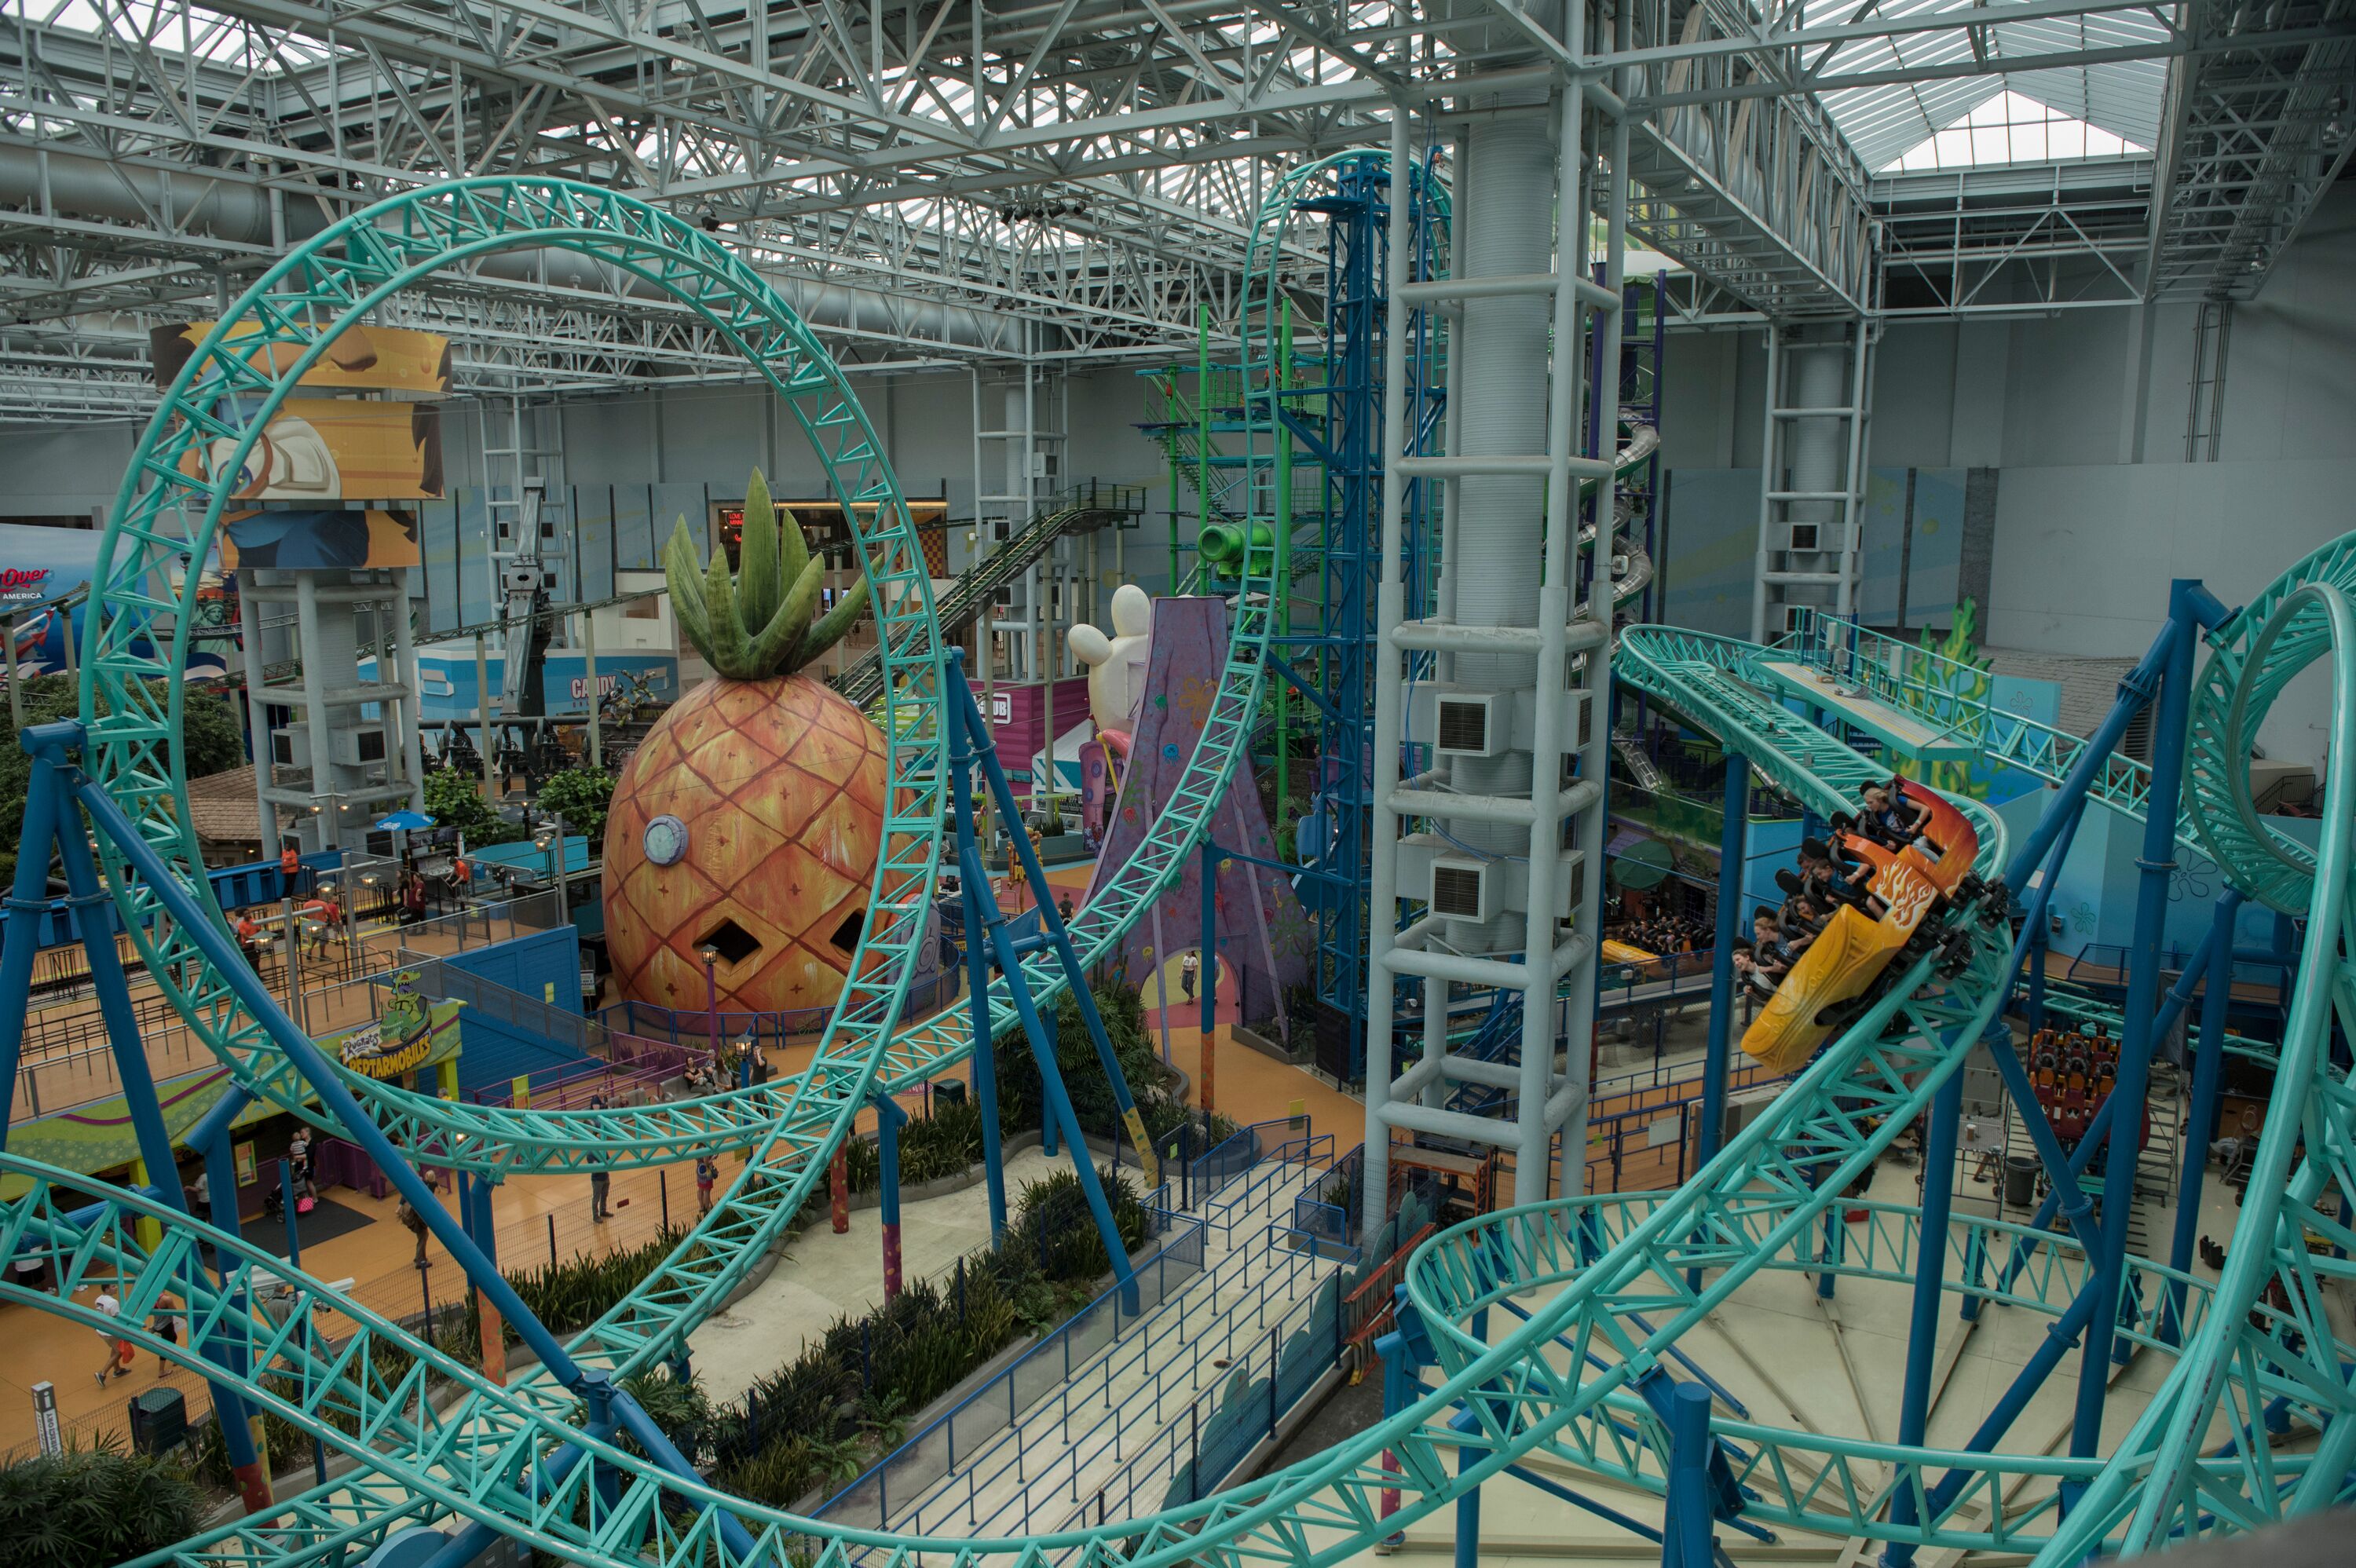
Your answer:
[1435,695,1498,756]
[1783,605,1809,634]
[271,731,296,767]
[1430,858,1488,921]
[1788,523,1820,551]
[356,730,387,763]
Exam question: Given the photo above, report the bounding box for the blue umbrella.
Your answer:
[376,810,437,832]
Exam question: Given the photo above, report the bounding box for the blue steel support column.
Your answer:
[1452,1306,1487,1568]
[60,752,758,1563]
[1697,760,1751,1204]
[1691,751,1748,1290]
[2027,919,2049,1036]
[192,1088,269,1511]
[1200,838,1217,1102]
[945,658,1141,1314]
[45,756,191,1233]
[1996,888,2222,1295]
[876,1092,906,1299]
[953,652,1158,1183]
[2167,889,2248,1343]
[458,1166,510,1383]
[1881,1057,1966,1568]
[956,740,1009,1248]
[0,753,61,1139]
[1662,1381,1718,1568]
[2069,583,2200,1486]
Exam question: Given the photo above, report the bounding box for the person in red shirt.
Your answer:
[235,911,262,967]
[309,887,342,959]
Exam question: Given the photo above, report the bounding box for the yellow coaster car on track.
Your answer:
[1741,788,1985,1075]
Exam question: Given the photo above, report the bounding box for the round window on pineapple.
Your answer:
[642,813,688,867]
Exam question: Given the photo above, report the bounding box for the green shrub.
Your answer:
[0,1433,203,1567]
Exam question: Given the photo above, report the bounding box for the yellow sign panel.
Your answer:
[151,320,452,397]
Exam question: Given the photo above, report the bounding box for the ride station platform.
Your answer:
[1752,659,1980,763]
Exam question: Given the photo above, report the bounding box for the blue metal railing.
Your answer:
[865,1194,1341,1539]
[814,1115,1327,1531]
[1070,1219,1353,1519]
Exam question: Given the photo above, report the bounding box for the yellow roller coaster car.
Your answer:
[1740,786,1983,1074]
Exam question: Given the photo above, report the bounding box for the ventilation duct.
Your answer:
[0,145,1033,354]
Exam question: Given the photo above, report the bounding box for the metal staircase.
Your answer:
[831,481,1145,707]
[1612,730,1667,793]
[1139,370,1247,523]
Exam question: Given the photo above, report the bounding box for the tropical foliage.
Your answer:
[534,766,618,854]
[0,674,243,884]
[422,766,527,848]
[0,1431,203,1567]
[708,1166,1152,1509]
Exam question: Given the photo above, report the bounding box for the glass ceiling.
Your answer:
[1886,90,2145,173]
[1800,0,2170,172]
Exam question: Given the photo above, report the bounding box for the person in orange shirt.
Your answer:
[278,839,311,900]
[235,910,262,967]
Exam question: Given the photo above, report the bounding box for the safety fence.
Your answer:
[863,1202,1338,1542]
[1289,1141,1362,1253]
[804,1199,1203,1533]
[1054,1226,1352,1523]
[813,1120,1329,1537]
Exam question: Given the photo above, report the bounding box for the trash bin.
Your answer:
[128,1387,187,1455]
[2003,1154,2039,1208]
[933,1077,968,1109]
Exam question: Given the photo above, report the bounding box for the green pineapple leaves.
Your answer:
[660,467,873,680]
[737,467,782,633]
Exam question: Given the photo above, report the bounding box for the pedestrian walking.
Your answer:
[287,1128,316,1204]
[146,1300,179,1376]
[91,1285,131,1386]
[397,1195,431,1267]
[695,1155,718,1217]
[1180,950,1198,1002]
[590,1160,612,1223]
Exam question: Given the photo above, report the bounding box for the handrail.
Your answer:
[870,1171,1337,1539]
[1783,607,2166,829]
[832,481,1148,706]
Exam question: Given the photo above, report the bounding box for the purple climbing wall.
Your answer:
[1081,597,1312,1029]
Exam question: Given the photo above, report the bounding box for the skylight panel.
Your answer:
[1886,90,2144,172]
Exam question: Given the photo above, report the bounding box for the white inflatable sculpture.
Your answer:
[1066,583,1153,747]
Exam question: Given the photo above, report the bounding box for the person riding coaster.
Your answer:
[1739,782,2004,1074]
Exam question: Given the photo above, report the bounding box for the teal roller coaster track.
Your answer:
[0,174,2348,1568]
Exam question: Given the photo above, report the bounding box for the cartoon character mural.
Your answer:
[150,320,450,572]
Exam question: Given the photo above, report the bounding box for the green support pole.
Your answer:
[1275,300,1295,815]
[1196,302,1212,565]
[1168,386,1182,590]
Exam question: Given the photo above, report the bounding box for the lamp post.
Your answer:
[534,810,569,918]
[701,945,720,1073]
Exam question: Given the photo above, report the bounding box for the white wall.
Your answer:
[1659,184,2356,768]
